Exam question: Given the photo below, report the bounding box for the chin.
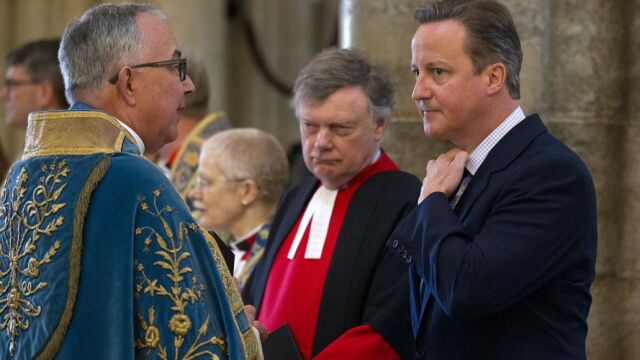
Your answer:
[199,220,215,231]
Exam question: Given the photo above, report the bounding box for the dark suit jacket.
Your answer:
[243,170,421,359]
[389,114,597,359]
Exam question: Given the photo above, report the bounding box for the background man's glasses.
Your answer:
[109,58,187,84]
[3,79,41,88]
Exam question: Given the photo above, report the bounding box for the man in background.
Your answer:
[1,39,68,129]
[0,141,8,180]
[155,50,231,186]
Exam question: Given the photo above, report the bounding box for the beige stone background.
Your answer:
[0,0,637,358]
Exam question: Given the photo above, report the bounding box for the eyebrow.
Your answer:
[426,60,448,68]
[173,49,182,58]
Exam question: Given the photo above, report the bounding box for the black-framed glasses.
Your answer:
[3,78,41,88]
[108,58,187,84]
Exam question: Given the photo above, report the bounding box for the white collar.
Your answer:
[466,106,525,175]
[114,118,145,154]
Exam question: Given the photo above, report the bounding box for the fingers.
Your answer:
[244,305,256,323]
[244,304,268,340]
[451,150,469,171]
[419,148,469,202]
[253,320,269,341]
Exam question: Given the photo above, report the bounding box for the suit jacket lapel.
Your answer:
[456,114,548,221]
[270,179,318,260]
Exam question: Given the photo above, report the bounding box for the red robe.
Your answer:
[259,153,400,359]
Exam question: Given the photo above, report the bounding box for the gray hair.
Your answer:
[292,48,395,121]
[414,0,522,99]
[58,3,165,103]
[201,128,289,205]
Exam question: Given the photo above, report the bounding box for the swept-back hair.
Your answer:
[59,3,165,103]
[292,47,395,121]
[414,0,522,99]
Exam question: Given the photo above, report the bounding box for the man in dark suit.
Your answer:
[243,48,420,359]
[389,1,597,359]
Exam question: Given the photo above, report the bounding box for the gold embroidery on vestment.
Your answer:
[134,189,227,359]
[202,230,262,358]
[0,161,68,355]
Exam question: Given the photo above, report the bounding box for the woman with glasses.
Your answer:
[189,128,289,289]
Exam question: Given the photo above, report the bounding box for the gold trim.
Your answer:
[36,156,111,359]
[23,111,136,159]
[202,229,261,359]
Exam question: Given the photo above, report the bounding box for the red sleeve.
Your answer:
[313,325,400,360]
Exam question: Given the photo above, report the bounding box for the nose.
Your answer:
[314,127,333,150]
[411,74,433,102]
[183,75,195,95]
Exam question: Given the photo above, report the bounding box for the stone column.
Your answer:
[342,0,639,358]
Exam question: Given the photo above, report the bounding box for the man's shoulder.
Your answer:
[103,153,178,195]
[521,128,591,177]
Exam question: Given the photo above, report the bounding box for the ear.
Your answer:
[115,67,137,106]
[240,179,259,206]
[484,63,507,96]
[372,117,386,142]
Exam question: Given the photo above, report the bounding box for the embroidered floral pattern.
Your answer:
[0,161,68,355]
[134,188,226,359]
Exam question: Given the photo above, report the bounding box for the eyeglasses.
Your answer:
[108,58,187,84]
[3,79,41,88]
[194,176,247,191]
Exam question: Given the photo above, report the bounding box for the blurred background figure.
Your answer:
[0,140,8,181]
[154,49,231,203]
[189,128,288,289]
[1,39,68,130]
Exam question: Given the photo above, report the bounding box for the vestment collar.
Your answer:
[23,108,139,158]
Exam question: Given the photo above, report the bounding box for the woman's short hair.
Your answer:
[201,128,289,205]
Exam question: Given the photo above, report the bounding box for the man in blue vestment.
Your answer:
[0,4,261,359]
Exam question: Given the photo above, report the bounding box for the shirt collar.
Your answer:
[466,106,525,175]
[70,102,146,154]
[234,223,266,243]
